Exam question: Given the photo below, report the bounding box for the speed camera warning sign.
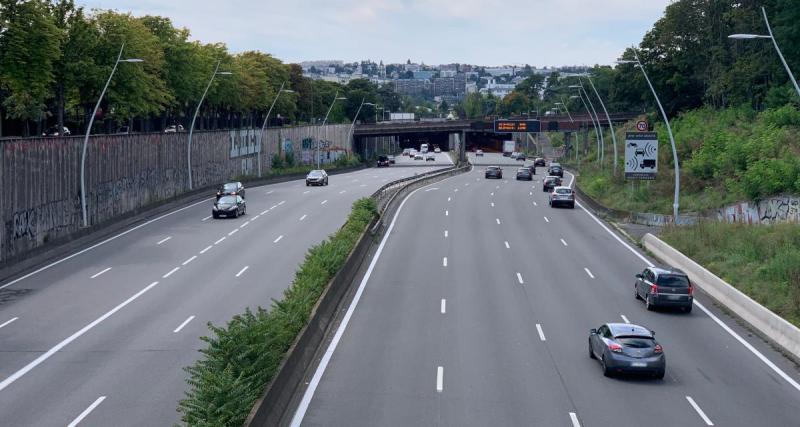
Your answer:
[625,132,658,180]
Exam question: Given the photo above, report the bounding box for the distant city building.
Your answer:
[405,63,421,72]
[480,78,517,99]
[466,82,478,94]
[440,70,457,78]
[395,79,427,96]
[485,67,514,77]
[413,70,436,80]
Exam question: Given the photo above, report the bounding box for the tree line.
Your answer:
[458,0,799,119]
[0,0,404,137]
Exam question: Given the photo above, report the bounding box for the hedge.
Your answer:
[178,198,377,426]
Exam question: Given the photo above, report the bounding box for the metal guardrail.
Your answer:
[370,163,468,214]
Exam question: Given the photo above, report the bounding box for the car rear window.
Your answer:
[556,188,572,194]
[657,275,690,288]
[223,183,238,190]
[616,337,655,348]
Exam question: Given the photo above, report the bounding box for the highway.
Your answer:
[0,159,449,426]
[294,153,800,427]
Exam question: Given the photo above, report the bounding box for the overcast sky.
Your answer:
[80,0,673,67]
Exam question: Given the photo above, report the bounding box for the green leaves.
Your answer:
[178,198,377,426]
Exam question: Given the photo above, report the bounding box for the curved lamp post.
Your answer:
[571,93,601,165]
[729,6,800,100]
[187,61,232,191]
[318,92,347,168]
[348,98,375,156]
[570,83,604,166]
[584,76,619,173]
[80,44,143,227]
[259,82,294,176]
[617,48,681,219]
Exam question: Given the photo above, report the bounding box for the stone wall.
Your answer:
[0,124,352,265]
[715,195,800,225]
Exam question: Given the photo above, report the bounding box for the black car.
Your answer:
[485,166,503,179]
[216,182,245,200]
[534,157,546,167]
[525,165,536,175]
[542,176,562,192]
[377,155,390,167]
[212,195,246,218]
[634,267,694,312]
[516,168,533,181]
[589,323,665,379]
[306,169,329,186]
[548,162,564,177]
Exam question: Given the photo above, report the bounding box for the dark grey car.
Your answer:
[589,323,665,379]
[212,195,246,219]
[515,167,533,181]
[635,267,694,313]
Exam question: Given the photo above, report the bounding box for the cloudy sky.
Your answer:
[80,0,673,66]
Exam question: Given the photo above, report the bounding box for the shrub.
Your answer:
[178,198,377,426]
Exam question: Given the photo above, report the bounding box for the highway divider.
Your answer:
[178,164,470,427]
[643,233,800,362]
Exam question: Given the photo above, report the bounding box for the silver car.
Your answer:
[306,169,328,186]
[589,323,665,379]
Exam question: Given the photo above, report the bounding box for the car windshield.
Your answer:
[217,196,236,204]
[555,188,572,194]
[223,183,238,190]
[616,337,655,348]
[309,171,322,177]
[657,275,690,288]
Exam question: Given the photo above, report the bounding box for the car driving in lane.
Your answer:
[426,153,435,161]
[216,182,245,200]
[548,162,564,177]
[634,267,694,313]
[414,152,424,160]
[388,155,396,164]
[516,153,527,161]
[402,148,411,156]
[549,186,575,208]
[516,167,533,181]
[377,155,390,167]
[212,195,246,219]
[542,175,562,192]
[589,323,665,379]
[525,164,536,175]
[485,166,503,179]
[306,169,328,186]
[476,149,484,157]
[534,157,546,167]
[434,147,442,153]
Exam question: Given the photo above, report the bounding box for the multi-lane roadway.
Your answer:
[293,153,800,427]
[0,160,449,426]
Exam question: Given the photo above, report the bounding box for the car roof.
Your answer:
[544,175,560,180]
[487,165,501,169]
[553,186,572,190]
[608,323,653,337]
[649,266,687,276]
[517,167,529,171]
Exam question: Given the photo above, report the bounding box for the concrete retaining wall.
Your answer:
[0,125,352,267]
[715,195,800,224]
[642,233,800,360]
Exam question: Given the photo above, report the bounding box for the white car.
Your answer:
[434,147,442,153]
[510,152,521,159]
[426,153,435,161]
[414,153,424,160]
[476,149,484,157]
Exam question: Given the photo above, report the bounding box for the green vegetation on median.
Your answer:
[661,222,800,327]
[565,105,800,214]
[266,154,363,177]
[178,198,377,426]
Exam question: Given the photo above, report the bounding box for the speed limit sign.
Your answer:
[636,121,648,132]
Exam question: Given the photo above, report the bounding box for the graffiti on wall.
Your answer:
[716,196,800,224]
[5,196,81,248]
[229,128,261,158]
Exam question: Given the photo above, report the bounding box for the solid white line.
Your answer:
[278,200,286,205]
[505,241,510,249]
[436,366,444,392]
[517,272,524,284]
[569,174,800,392]
[496,218,501,225]
[0,281,160,392]
[0,196,211,291]
[270,205,278,210]
[321,200,328,205]
[199,245,213,254]
[569,412,581,427]
[162,267,180,278]
[441,299,446,314]
[261,210,269,215]
[235,266,249,277]
[686,396,714,425]
[445,210,449,216]
[536,323,546,341]
[228,229,238,236]
[299,214,307,221]
[274,235,284,243]
[544,216,550,223]
[289,173,463,426]
[214,236,226,245]
[443,257,448,267]
[240,221,250,228]
[68,396,106,427]
[444,230,448,238]
[561,238,568,246]
[156,236,172,245]
[584,268,595,279]
[0,317,18,329]
[425,188,439,192]
[182,256,197,266]
[173,315,195,333]
[201,215,212,221]
[621,314,631,324]
[90,267,111,279]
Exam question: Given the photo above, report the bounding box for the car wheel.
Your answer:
[306,182,309,186]
[212,212,219,219]
[588,341,596,359]
[325,178,329,186]
[653,369,665,380]
[242,206,246,215]
[634,285,641,300]
[569,203,575,209]
[601,356,612,377]
[646,295,655,311]
[684,304,693,314]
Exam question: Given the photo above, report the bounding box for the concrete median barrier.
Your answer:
[643,233,800,361]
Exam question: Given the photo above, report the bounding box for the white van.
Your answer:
[420,143,429,153]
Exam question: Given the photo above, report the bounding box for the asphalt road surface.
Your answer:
[394,150,454,167]
[294,153,800,427]
[0,164,445,427]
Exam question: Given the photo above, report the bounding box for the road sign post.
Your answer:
[625,132,658,180]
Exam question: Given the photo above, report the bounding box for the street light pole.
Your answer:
[259,82,294,176]
[348,98,375,155]
[319,91,346,169]
[617,48,681,219]
[586,76,619,173]
[572,92,601,165]
[573,82,604,167]
[80,43,143,227]
[728,6,800,100]
[188,61,232,190]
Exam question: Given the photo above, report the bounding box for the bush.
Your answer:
[178,198,377,426]
[271,154,283,169]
